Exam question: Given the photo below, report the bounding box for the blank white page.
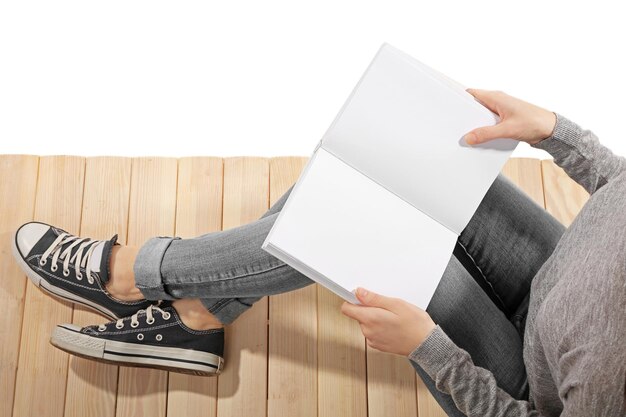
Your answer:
[321,43,518,234]
[262,147,458,309]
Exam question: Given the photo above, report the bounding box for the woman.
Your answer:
[12,89,626,416]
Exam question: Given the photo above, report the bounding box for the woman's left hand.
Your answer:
[340,287,437,356]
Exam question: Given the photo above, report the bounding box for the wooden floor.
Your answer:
[0,156,589,417]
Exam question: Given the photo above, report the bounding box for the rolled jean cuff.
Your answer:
[133,235,181,301]
[201,298,256,326]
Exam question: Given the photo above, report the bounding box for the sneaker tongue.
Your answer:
[88,234,119,284]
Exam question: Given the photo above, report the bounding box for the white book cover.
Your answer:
[261,42,518,309]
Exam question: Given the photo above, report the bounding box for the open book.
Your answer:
[261,43,518,309]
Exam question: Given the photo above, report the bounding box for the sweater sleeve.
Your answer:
[408,325,542,416]
[530,112,626,196]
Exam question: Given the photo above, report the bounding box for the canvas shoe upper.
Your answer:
[50,300,225,376]
[12,220,155,320]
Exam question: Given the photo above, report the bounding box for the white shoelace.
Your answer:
[99,304,172,331]
[39,232,108,285]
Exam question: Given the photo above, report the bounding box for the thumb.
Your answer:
[464,122,510,145]
[355,287,396,310]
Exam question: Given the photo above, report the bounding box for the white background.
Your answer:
[1,0,624,159]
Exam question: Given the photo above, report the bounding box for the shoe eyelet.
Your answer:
[98,324,107,331]
[162,312,171,320]
[50,264,58,272]
[146,318,155,325]
[76,272,83,280]
[39,258,47,266]
[63,269,70,277]
[130,321,139,328]
[115,322,124,329]
[156,334,162,341]
[137,333,144,341]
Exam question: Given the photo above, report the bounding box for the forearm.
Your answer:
[408,326,541,417]
[531,112,626,195]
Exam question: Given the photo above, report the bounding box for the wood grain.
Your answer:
[541,160,589,226]
[166,157,223,417]
[115,157,178,417]
[64,157,132,417]
[367,348,418,417]
[267,157,318,417]
[0,155,39,417]
[416,376,447,417]
[501,158,545,207]
[216,157,269,417]
[13,156,85,417]
[317,285,367,417]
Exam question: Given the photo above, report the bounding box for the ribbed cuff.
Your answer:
[407,325,461,377]
[531,112,584,152]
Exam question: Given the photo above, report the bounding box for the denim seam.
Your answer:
[456,239,508,315]
[136,283,170,296]
[207,298,236,314]
[188,261,288,284]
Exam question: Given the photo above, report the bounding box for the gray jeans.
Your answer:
[133,172,565,416]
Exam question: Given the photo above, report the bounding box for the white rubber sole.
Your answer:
[11,227,120,321]
[51,325,224,376]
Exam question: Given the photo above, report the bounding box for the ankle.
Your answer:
[106,245,144,301]
[173,299,224,330]
[106,283,144,301]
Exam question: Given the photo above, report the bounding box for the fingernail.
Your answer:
[464,133,475,144]
[357,288,368,297]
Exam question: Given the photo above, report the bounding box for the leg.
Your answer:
[106,184,296,297]
[411,173,566,415]
[411,256,527,416]
[454,173,566,337]
[131,183,314,325]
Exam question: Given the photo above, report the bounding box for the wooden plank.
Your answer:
[317,286,367,417]
[217,157,269,417]
[367,348,417,417]
[166,157,223,417]
[12,156,85,417]
[267,157,318,417]
[416,376,447,417]
[64,157,132,417]
[540,160,589,226]
[0,155,39,417]
[501,158,545,207]
[115,157,178,417]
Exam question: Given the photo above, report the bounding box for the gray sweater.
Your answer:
[408,112,626,416]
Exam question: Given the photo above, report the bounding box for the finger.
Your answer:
[466,88,504,113]
[341,302,367,321]
[464,121,512,145]
[342,303,384,324]
[355,287,398,311]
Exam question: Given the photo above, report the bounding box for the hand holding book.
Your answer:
[463,89,558,146]
[338,87,561,360]
[340,286,437,357]
[262,43,522,311]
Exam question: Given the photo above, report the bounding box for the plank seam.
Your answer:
[10,156,40,417]
[163,158,180,417]
[540,160,548,210]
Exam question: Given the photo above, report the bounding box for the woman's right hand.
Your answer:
[463,89,558,146]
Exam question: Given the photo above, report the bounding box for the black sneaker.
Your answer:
[11,220,154,320]
[50,301,225,376]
